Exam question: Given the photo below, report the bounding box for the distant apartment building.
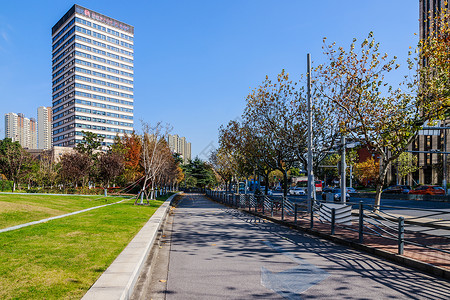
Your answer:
[52,5,134,148]
[167,134,192,163]
[37,106,52,150]
[4,112,37,149]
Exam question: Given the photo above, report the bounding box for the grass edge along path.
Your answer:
[0,194,172,300]
[0,194,126,229]
[0,198,129,233]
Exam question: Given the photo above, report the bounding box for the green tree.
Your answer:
[0,138,30,192]
[396,152,419,185]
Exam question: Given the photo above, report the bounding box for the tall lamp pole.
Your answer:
[307,53,315,212]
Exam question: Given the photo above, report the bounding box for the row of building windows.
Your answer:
[75,131,120,142]
[75,58,133,78]
[52,59,74,78]
[74,50,133,71]
[75,66,133,85]
[53,35,75,58]
[75,42,133,64]
[52,68,74,86]
[74,115,133,127]
[75,123,133,134]
[75,26,134,52]
[53,83,74,100]
[52,44,75,66]
[53,107,74,121]
[75,82,133,99]
[75,98,133,113]
[53,123,75,135]
[74,90,133,106]
[53,85,133,109]
[52,54,74,72]
[52,19,75,43]
[53,130,75,142]
[52,105,133,123]
[75,17,133,42]
[53,76,73,93]
[52,26,75,50]
[75,35,133,57]
[75,74,133,92]
[75,107,133,120]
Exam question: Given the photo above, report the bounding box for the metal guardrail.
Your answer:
[205,190,450,257]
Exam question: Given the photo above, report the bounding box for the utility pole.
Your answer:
[340,135,346,203]
[307,53,315,212]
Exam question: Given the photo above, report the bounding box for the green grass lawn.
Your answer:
[0,194,126,229]
[0,194,172,299]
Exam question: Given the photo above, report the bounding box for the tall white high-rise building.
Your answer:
[4,112,37,149]
[167,134,192,164]
[52,5,134,148]
[37,106,52,150]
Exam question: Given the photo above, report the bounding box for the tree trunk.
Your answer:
[374,159,390,212]
[282,169,288,197]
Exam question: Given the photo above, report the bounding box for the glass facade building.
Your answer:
[51,5,134,147]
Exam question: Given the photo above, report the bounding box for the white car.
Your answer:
[289,187,306,195]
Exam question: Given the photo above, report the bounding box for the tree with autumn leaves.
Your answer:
[215,14,448,207]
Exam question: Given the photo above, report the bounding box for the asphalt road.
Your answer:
[142,194,450,299]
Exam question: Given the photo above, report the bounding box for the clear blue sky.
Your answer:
[0,0,418,159]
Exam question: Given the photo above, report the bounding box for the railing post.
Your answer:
[359,201,364,243]
[271,199,274,217]
[398,217,405,255]
[262,196,265,215]
[281,197,285,221]
[294,203,298,224]
[331,208,336,235]
[248,195,251,212]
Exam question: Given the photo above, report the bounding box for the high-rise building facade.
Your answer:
[167,134,192,164]
[5,113,18,142]
[4,112,37,149]
[37,106,53,150]
[411,0,450,185]
[51,5,134,148]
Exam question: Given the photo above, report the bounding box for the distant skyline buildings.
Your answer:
[167,134,192,163]
[51,4,134,148]
[4,112,37,149]
[37,107,52,150]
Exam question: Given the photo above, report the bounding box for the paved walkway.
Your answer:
[138,194,450,299]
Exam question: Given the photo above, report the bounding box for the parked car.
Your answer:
[382,185,411,194]
[408,185,445,195]
[322,188,350,201]
[289,187,306,195]
[347,187,357,194]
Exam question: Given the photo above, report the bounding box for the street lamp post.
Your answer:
[307,53,315,212]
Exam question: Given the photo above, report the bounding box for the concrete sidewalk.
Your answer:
[138,194,450,299]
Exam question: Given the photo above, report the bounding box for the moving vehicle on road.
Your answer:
[382,185,411,194]
[408,185,445,195]
[289,187,306,195]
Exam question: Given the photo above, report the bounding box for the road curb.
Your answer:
[82,193,180,300]
[210,197,450,281]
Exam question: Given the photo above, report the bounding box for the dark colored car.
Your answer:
[322,188,350,201]
[408,185,445,195]
[382,185,412,194]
